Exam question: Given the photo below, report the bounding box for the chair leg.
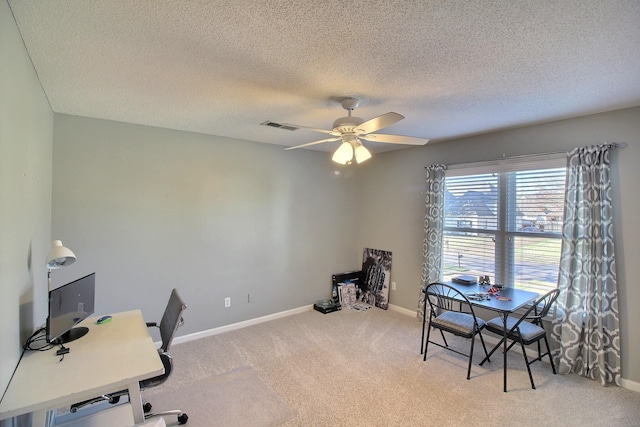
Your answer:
[439,329,448,347]
[477,331,490,363]
[420,298,432,354]
[519,339,536,389]
[467,334,476,380]
[423,323,434,361]
[543,336,557,374]
[480,336,504,366]
[421,309,427,354]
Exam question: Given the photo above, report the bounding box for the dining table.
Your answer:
[429,281,539,392]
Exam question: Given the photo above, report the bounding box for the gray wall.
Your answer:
[50,115,361,336]
[358,107,640,384]
[0,0,53,395]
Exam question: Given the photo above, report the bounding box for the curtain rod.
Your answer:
[498,142,618,161]
[425,142,619,168]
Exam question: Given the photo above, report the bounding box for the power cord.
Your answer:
[23,327,68,361]
[56,343,70,361]
[22,327,54,352]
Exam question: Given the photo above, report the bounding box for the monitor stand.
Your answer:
[58,326,89,344]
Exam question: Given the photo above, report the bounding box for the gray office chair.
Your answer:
[421,282,490,380]
[479,288,560,389]
[70,288,189,424]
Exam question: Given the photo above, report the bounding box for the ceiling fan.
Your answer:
[279,97,429,165]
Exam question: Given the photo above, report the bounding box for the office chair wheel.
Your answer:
[143,402,152,413]
[178,413,189,424]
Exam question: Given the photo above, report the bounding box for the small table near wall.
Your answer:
[423,282,539,392]
[0,310,164,426]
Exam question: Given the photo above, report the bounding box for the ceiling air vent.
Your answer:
[260,121,298,131]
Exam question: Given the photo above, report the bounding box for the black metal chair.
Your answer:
[421,282,490,380]
[479,288,560,389]
[70,288,189,424]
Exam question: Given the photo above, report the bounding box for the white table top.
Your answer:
[0,309,164,421]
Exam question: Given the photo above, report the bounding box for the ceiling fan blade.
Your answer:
[284,137,341,150]
[354,112,404,134]
[359,133,429,145]
[280,123,336,135]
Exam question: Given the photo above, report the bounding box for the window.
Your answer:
[441,155,566,293]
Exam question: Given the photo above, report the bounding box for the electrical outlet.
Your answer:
[224,297,231,308]
[392,281,397,291]
[248,293,254,303]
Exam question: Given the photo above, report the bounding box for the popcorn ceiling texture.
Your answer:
[7,0,640,151]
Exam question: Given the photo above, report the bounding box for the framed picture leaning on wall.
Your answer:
[360,248,392,310]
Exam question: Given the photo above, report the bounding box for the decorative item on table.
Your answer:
[451,275,477,285]
[465,291,490,301]
[487,286,501,295]
[479,275,491,285]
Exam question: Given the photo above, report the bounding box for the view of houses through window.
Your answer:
[442,165,566,294]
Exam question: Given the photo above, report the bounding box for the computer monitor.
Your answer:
[46,273,96,344]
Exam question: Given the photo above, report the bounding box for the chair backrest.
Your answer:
[527,288,560,324]
[498,288,561,336]
[158,288,187,353]
[425,282,481,320]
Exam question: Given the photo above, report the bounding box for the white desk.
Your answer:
[0,310,164,426]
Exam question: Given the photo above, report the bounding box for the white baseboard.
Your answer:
[388,303,419,317]
[171,305,314,346]
[620,378,640,392]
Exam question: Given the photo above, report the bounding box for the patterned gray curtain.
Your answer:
[417,164,447,320]
[551,144,620,385]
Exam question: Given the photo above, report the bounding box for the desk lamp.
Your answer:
[46,240,76,292]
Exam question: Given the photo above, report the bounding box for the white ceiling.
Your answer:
[8,0,640,153]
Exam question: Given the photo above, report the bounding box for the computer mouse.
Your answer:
[96,315,112,324]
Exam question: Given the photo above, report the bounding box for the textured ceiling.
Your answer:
[7,0,640,153]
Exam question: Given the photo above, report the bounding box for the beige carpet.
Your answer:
[148,307,640,426]
[144,366,294,427]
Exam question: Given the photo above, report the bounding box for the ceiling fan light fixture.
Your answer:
[354,143,372,164]
[332,142,354,165]
[281,96,429,159]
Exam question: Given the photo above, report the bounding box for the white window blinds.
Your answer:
[442,154,566,293]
